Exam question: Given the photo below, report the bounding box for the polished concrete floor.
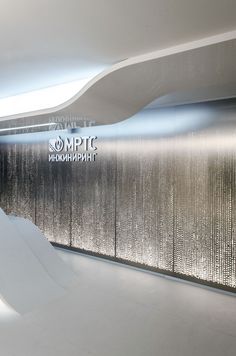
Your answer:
[0,248,236,356]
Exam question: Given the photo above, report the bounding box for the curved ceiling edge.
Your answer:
[1,29,236,125]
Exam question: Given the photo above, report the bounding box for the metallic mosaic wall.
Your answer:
[1,101,236,290]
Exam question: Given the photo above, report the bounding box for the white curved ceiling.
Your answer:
[54,35,236,124]
[1,32,236,125]
[1,0,236,99]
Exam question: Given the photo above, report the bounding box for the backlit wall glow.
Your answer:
[0,101,236,290]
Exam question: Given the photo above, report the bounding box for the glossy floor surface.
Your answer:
[0,248,236,356]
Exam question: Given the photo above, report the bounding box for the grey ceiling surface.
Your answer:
[4,37,234,126]
[58,39,236,124]
[0,0,236,98]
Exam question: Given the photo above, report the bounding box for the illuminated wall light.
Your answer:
[0,78,92,119]
[1,103,236,290]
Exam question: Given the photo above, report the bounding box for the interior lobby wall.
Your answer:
[1,100,236,291]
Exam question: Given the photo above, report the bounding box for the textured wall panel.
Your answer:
[1,102,236,290]
[35,143,72,245]
[71,140,116,256]
[116,140,174,270]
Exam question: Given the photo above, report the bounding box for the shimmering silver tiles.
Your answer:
[1,102,236,289]
[71,141,116,256]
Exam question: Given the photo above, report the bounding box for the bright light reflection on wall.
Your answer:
[0,297,18,320]
[0,105,215,144]
[0,78,92,119]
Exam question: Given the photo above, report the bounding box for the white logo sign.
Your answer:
[49,136,64,152]
[48,136,97,162]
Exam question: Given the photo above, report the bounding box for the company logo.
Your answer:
[49,136,64,152]
[48,135,98,163]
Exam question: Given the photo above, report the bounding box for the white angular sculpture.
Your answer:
[0,208,77,314]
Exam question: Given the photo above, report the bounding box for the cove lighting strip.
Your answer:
[0,78,92,118]
[0,123,56,133]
